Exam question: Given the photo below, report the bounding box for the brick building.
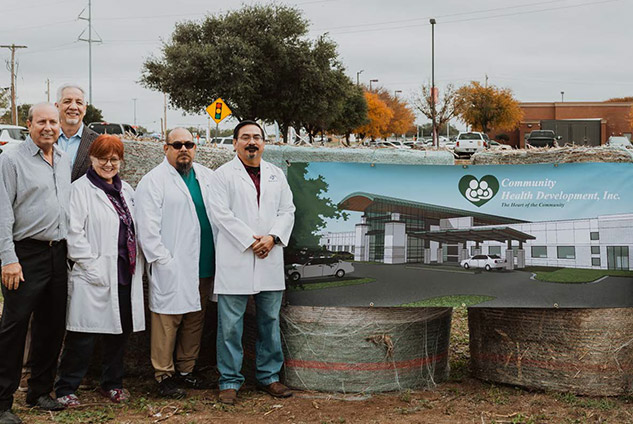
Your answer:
[493,102,633,148]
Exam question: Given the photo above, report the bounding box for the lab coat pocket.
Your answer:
[151,256,178,295]
[78,257,109,287]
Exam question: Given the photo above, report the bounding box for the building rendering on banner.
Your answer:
[318,192,632,271]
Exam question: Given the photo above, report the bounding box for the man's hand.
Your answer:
[251,235,275,259]
[1,262,24,290]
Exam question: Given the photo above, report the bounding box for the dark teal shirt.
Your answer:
[181,168,215,278]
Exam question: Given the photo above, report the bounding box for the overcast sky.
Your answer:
[2,0,631,132]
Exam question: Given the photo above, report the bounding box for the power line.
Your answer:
[314,0,572,32]
[2,0,76,15]
[0,19,77,34]
[322,0,622,35]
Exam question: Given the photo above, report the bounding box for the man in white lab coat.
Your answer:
[135,128,215,399]
[209,120,295,405]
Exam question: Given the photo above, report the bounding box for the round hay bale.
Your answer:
[281,306,451,393]
[469,308,633,395]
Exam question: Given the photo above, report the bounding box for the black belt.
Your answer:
[15,238,66,248]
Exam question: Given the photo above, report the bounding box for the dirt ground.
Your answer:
[7,307,633,423]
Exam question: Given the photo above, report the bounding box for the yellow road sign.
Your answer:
[206,98,232,124]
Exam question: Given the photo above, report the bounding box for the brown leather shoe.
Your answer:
[218,389,237,405]
[259,382,293,398]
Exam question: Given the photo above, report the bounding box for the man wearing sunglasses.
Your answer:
[136,128,215,399]
[208,120,295,405]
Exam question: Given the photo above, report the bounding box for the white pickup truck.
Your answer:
[454,131,488,156]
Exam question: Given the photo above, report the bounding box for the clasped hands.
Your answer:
[251,235,275,259]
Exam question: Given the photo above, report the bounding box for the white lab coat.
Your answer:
[135,159,215,314]
[66,175,145,334]
[209,156,295,295]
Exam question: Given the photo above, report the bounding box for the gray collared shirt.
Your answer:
[0,137,71,265]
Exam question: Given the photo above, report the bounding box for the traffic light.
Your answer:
[215,103,222,120]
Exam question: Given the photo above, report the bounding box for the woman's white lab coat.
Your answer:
[66,175,145,334]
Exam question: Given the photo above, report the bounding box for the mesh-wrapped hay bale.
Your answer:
[281,306,451,393]
[469,308,633,395]
[472,145,633,165]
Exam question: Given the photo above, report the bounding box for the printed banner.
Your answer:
[284,162,633,308]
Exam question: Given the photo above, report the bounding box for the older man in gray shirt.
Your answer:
[0,103,71,424]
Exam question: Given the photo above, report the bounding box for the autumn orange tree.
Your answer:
[605,97,633,128]
[375,88,415,138]
[354,92,393,141]
[457,81,523,133]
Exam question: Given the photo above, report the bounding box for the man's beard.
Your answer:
[65,117,80,125]
[176,159,192,173]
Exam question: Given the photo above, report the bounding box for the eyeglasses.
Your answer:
[238,134,263,142]
[96,157,121,166]
[167,141,196,150]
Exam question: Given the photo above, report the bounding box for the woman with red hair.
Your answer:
[55,135,145,406]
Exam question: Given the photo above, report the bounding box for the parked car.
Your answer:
[417,137,454,149]
[286,257,355,282]
[454,132,487,155]
[606,136,632,148]
[0,124,28,154]
[488,140,511,150]
[460,254,506,271]
[209,137,235,148]
[376,140,411,149]
[526,130,559,147]
[88,122,137,136]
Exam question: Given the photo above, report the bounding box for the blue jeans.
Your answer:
[216,291,284,391]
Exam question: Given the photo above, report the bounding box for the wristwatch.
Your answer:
[271,235,282,245]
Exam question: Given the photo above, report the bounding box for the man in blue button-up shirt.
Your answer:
[55,84,99,182]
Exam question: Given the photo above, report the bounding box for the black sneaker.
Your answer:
[0,410,23,424]
[177,373,212,390]
[158,377,186,399]
[26,394,65,411]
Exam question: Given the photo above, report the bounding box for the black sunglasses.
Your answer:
[167,141,196,150]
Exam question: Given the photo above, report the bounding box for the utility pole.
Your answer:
[132,98,137,126]
[78,0,102,104]
[1,44,27,125]
[46,78,51,102]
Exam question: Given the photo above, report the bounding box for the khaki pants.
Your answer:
[151,277,213,382]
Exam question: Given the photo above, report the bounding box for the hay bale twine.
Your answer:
[280,306,451,393]
[469,308,633,395]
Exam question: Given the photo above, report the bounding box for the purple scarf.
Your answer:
[87,167,137,276]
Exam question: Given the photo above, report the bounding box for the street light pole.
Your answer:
[132,98,137,126]
[369,79,378,91]
[356,69,364,86]
[394,90,402,98]
[560,91,564,102]
[430,18,437,147]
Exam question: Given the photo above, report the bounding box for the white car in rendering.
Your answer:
[460,254,506,271]
[286,257,355,282]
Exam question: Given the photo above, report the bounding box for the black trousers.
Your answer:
[55,283,133,397]
[0,239,68,410]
